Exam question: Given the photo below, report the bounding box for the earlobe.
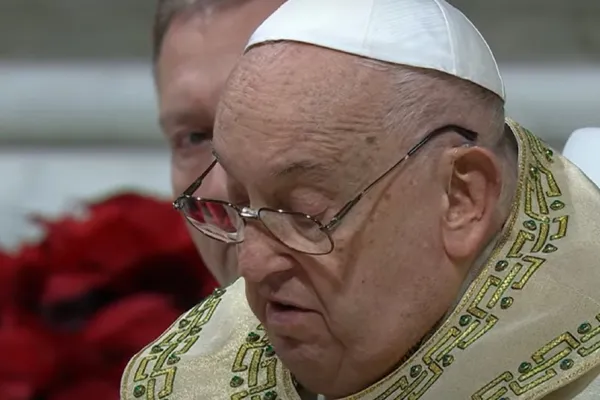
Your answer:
[441,147,501,264]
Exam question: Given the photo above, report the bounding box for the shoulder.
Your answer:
[120,278,271,400]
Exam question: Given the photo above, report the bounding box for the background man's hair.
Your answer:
[153,0,252,62]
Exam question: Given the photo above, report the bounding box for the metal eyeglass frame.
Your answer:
[173,124,478,255]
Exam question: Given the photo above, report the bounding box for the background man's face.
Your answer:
[155,0,285,285]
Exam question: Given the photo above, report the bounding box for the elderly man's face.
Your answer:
[214,44,500,396]
[155,0,285,285]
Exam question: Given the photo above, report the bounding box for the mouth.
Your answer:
[269,300,308,312]
[265,300,312,328]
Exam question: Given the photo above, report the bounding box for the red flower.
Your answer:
[0,326,58,400]
[1,192,218,399]
[82,294,181,364]
[48,379,118,400]
[27,193,198,275]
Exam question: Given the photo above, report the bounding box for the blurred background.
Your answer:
[0,1,599,399]
[1,0,600,248]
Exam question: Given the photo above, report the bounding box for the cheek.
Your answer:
[171,165,193,197]
[171,163,229,200]
[244,281,266,322]
[326,191,443,335]
[186,224,212,258]
[352,194,440,291]
[186,223,238,285]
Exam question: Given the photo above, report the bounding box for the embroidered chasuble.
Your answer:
[121,120,600,399]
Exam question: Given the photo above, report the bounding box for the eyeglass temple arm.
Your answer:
[182,159,218,197]
[355,125,477,198]
[324,194,362,231]
[323,125,477,231]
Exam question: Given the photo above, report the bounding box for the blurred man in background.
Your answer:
[153,0,285,285]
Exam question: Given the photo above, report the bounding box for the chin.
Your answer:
[269,332,349,397]
[281,355,351,398]
[272,336,331,392]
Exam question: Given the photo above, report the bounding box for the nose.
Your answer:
[237,222,294,284]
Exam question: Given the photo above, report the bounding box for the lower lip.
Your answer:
[265,302,312,329]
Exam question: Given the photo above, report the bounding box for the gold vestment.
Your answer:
[121,120,600,399]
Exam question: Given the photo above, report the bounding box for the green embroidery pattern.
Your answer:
[130,287,225,399]
[473,314,600,399]
[230,325,279,400]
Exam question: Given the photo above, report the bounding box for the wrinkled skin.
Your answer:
[155,0,285,285]
[213,44,504,397]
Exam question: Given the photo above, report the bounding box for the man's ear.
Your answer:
[440,146,502,264]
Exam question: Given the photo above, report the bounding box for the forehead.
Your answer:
[214,44,388,180]
[156,2,285,126]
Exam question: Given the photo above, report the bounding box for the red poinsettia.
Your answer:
[0,192,218,400]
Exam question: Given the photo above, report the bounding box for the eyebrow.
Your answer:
[159,110,212,132]
[271,160,332,180]
[158,112,185,130]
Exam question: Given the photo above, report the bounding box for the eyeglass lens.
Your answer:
[181,199,243,243]
[182,198,333,254]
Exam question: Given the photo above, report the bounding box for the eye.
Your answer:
[285,195,329,220]
[178,131,212,148]
[170,131,213,164]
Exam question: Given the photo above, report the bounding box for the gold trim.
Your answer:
[473,313,600,400]
[229,324,280,400]
[120,287,226,399]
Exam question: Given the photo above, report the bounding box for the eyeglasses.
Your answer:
[173,125,478,255]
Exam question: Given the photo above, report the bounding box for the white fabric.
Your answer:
[245,0,505,99]
[562,128,600,188]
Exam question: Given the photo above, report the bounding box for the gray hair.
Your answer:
[407,67,516,224]
[368,60,516,222]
